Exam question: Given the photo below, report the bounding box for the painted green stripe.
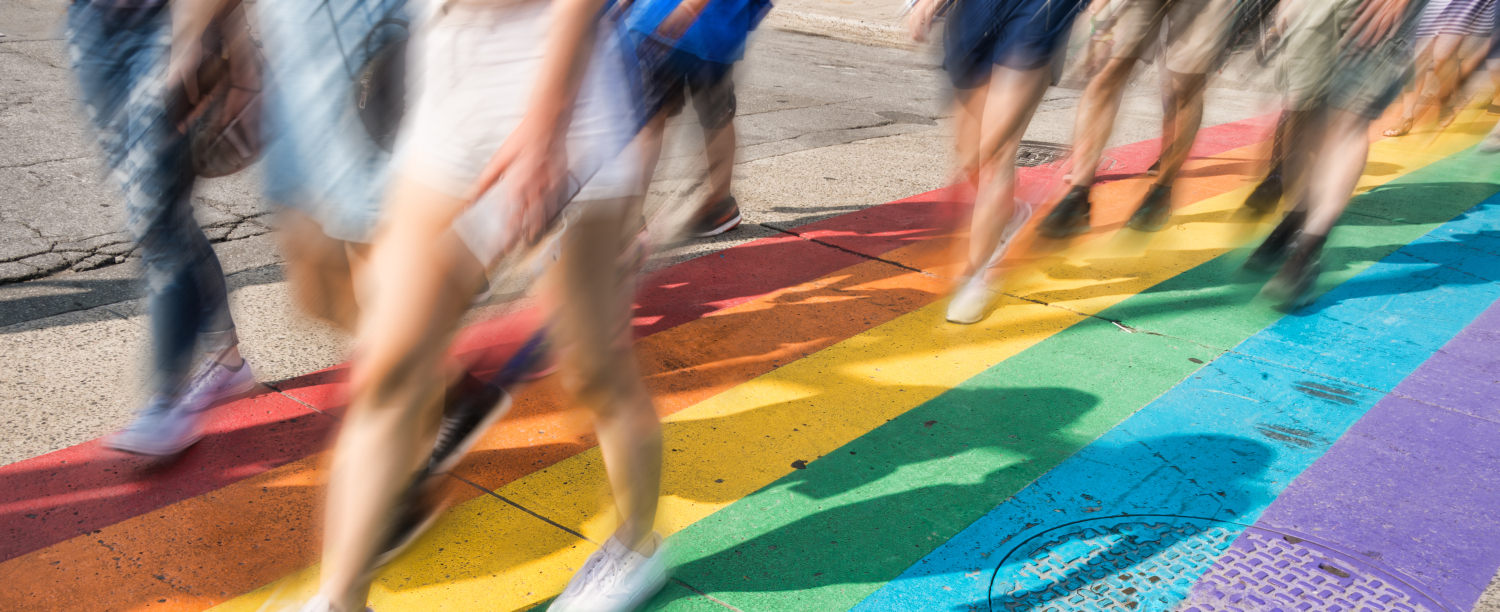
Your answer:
[642,149,1500,612]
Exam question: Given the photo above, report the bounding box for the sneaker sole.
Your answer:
[105,428,205,456]
[694,212,742,238]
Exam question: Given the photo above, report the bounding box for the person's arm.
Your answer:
[658,0,713,40]
[905,0,944,42]
[467,0,611,248]
[1340,0,1413,50]
[169,0,234,104]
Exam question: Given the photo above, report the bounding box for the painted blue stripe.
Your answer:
[850,197,1500,612]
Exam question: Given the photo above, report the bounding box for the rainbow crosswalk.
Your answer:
[5,109,1500,612]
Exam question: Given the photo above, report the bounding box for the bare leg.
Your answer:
[1154,71,1208,186]
[318,177,486,612]
[547,200,661,553]
[966,65,1053,277]
[1431,34,1465,122]
[1302,109,1370,237]
[276,209,362,331]
[1069,57,1139,187]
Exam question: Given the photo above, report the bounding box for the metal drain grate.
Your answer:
[989,517,1239,611]
[1016,141,1070,168]
[987,516,1456,612]
[1180,528,1454,612]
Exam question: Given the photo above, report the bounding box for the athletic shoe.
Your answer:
[689,196,742,237]
[946,274,996,325]
[1145,158,1160,176]
[1243,210,1305,272]
[1243,171,1283,213]
[1481,126,1500,154]
[370,466,447,570]
[946,202,1033,324]
[1125,185,1173,232]
[1259,248,1321,308]
[178,357,256,412]
[106,358,255,456]
[430,327,551,474]
[1039,186,1092,238]
[551,533,670,612]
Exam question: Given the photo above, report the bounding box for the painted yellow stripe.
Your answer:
[212,112,1496,612]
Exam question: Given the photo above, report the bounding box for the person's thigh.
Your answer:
[1163,0,1235,75]
[1109,0,1170,61]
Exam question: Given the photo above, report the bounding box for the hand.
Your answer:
[1341,0,1411,51]
[467,113,569,250]
[656,2,700,40]
[906,0,941,42]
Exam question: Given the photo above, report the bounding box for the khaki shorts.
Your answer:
[1107,0,1238,74]
[1277,0,1419,117]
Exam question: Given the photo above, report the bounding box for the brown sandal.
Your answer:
[1383,117,1413,138]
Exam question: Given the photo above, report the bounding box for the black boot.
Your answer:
[1126,184,1173,232]
[1261,232,1326,308]
[1244,209,1306,272]
[1040,185,1093,238]
[1244,166,1284,214]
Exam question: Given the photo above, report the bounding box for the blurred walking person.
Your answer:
[292,0,666,609]
[1246,0,1427,307]
[907,0,1087,324]
[1383,0,1495,135]
[1040,0,1240,236]
[69,0,258,456]
[628,0,771,237]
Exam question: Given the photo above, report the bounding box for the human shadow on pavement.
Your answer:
[633,384,1103,610]
[979,434,1274,612]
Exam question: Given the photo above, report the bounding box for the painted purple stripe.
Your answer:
[1252,301,1500,610]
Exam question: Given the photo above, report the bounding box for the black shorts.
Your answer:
[653,50,737,130]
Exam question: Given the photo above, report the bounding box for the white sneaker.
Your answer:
[947,202,1033,325]
[946,274,995,324]
[1482,126,1500,154]
[983,201,1034,269]
[551,533,670,612]
[177,358,256,414]
[106,358,255,456]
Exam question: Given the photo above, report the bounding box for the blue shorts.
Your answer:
[256,0,406,243]
[943,0,1084,90]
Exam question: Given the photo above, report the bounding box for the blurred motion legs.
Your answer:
[66,1,248,456]
[1047,0,1234,236]
[947,65,1051,324]
[1252,0,1423,307]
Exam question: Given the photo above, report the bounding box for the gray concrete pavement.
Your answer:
[0,1,1276,466]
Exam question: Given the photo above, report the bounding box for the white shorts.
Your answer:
[396,0,644,264]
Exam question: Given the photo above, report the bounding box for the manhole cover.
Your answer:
[989,516,1238,611]
[1180,527,1456,612]
[987,516,1456,612]
[1016,141,1070,168]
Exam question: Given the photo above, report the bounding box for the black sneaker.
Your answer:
[1146,158,1161,176]
[1244,170,1283,214]
[1244,209,1305,272]
[690,196,742,237]
[371,467,446,570]
[1126,185,1173,232]
[1040,186,1092,238]
[430,328,551,474]
[1260,235,1325,309]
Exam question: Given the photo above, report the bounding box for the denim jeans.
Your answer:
[66,0,237,399]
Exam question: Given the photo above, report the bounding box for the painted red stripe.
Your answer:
[0,112,1276,562]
